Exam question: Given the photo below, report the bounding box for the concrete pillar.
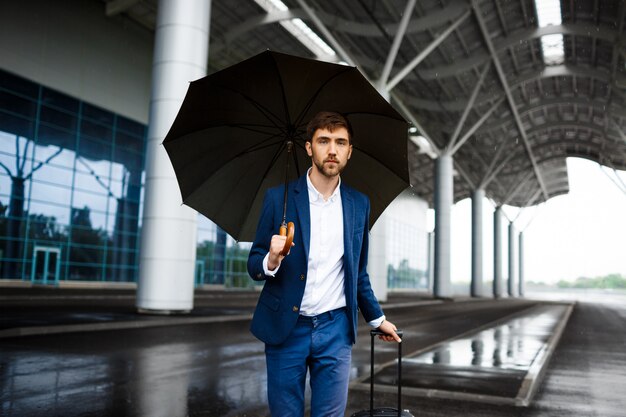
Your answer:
[471,189,484,297]
[434,154,453,298]
[428,231,435,294]
[493,207,503,298]
[518,232,525,297]
[508,222,516,297]
[137,0,211,313]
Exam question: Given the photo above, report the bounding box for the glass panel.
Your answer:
[0,134,35,176]
[0,90,37,119]
[78,136,112,163]
[69,198,108,230]
[40,105,77,132]
[29,181,72,207]
[114,147,142,172]
[68,262,102,281]
[80,119,112,142]
[34,250,46,281]
[27,201,71,229]
[75,155,111,180]
[82,103,113,125]
[0,112,35,139]
[47,251,58,282]
[37,124,76,151]
[117,116,145,137]
[29,161,73,188]
[0,69,39,99]
[33,143,74,170]
[105,265,137,283]
[115,130,143,153]
[41,87,79,114]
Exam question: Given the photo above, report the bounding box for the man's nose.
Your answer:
[328,141,337,154]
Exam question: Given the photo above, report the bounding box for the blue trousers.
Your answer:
[265,307,352,417]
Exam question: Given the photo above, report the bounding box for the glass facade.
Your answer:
[383,190,430,290]
[0,69,253,287]
[0,69,145,283]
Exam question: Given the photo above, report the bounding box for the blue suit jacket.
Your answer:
[247,174,383,346]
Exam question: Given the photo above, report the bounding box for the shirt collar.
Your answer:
[306,167,341,203]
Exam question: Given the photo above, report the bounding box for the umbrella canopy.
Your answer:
[163,50,409,242]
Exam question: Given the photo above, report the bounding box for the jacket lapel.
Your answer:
[341,184,354,280]
[293,174,311,260]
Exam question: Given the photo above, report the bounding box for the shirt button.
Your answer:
[300,274,305,281]
[293,306,299,312]
[257,273,262,279]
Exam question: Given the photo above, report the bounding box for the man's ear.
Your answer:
[305,141,313,157]
[347,144,353,160]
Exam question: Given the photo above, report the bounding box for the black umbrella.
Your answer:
[163,50,409,247]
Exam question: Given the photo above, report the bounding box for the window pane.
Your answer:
[71,189,108,220]
[115,130,143,153]
[38,124,76,151]
[30,161,73,188]
[41,88,79,114]
[0,90,37,119]
[81,119,112,142]
[40,106,77,132]
[0,69,39,99]
[27,200,71,226]
[82,103,113,125]
[117,116,145,137]
[0,113,35,139]
[30,180,72,207]
[114,147,143,172]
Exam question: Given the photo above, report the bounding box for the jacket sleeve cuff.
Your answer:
[367,314,385,328]
[262,253,279,277]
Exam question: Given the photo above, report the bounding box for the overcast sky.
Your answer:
[435,157,626,285]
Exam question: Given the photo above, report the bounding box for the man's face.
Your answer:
[306,127,353,178]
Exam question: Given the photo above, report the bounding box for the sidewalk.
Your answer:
[0,286,440,338]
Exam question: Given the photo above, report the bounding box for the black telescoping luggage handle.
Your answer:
[370,329,404,417]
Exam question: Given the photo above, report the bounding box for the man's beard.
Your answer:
[313,156,346,178]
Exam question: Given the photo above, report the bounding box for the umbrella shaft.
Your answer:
[282,141,293,224]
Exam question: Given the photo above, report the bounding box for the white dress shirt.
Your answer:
[263,169,384,326]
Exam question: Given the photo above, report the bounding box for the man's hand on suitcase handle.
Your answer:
[374,320,402,343]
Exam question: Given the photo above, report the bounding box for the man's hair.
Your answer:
[306,111,353,143]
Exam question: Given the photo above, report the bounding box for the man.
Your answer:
[247,111,400,416]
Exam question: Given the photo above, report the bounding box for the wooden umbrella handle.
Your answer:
[279,222,295,256]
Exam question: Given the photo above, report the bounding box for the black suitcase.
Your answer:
[351,329,414,417]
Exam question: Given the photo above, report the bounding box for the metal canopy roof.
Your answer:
[102,0,626,208]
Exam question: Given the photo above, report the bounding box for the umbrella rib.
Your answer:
[293,67,353,128]
[219,86,286,130]
[269,55,292,128]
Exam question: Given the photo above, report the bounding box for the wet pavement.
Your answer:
[1,289,625,416]
[356,304,572,405]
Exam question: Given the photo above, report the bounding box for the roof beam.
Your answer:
[386,9,470,91]
[294,0,355,66]
[392,93,441,156]
[472,0,548,199]
[503,171,535,206]
[417,23,624,80]
[446,62,491,151]
[480,142,516,189]
[450,96,505,156]
[377,0,416,89]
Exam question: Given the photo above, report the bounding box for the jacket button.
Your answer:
[292,306,299,312]
[257,273,262,279]
[300,274,305,281]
